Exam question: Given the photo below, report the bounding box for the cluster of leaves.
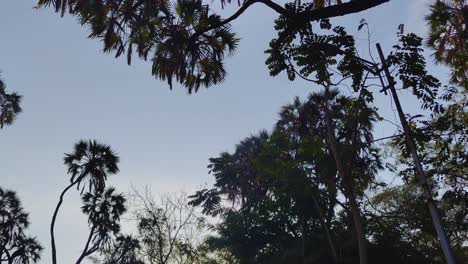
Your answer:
[0,74,22,129]
[386,25,444,114]
[425,0,467,87]
[0,187,43,263]
[50,140,132,264]
[385,23,467,242]
[376,16,468,263]
[81,187,127,255]
[4,1,463,263]
[266,16,364,90]
[93,235,144,264]
[190,90,388,263]
[365,184,467,263]
[390,86,467,253]
[64,140,120,193]
[189,21,468,257]
[37,0,238,92]
[190,87,467,263]
[395,89,467,186]
[36,0,390,92]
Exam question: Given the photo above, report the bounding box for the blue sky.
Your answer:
[0,0,445,263]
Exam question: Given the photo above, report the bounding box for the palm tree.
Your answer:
[324,88,380,264]
[301,88,381,264]
[276,89,382,264]
[208,131,270,207]
[0,187,43,264]
[76,187,127,264]
[276,97,340,263]
[0,75,22,129]
[36,0,239,93]
[37,0,388,92]
[6,236,43,264]
[50,140,119,264]
[426,0,468,86]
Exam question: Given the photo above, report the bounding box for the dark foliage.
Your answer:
[191,87,467,263]
[64,139,120,193]
[36,0,389,91]
[50,140,121,264]
[0,74,22,129]
[0,187,43,263]
[96,235,144,264]
[190,90,386,263]
[77,187,127,263]
[425,0,467,87]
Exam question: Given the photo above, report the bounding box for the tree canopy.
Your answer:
[189,87,467,263]
[0,187,43,264]
[0,74,22,129]
[36,0,389,92]
[425,0,467,87]
[1,1,466,263]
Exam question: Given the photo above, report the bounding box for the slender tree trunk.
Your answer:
[299,109,339,263]
[0,245,5,262]
[4,250,11,264]
[7,249,22,264]
[301,217,306,264]
[343,179,367,264]
[50,181,77,264]
[311,194,339,263]
[322,88,367,264]
[326,188,337,230]
[2,245,11,264]
[75,226,95,264]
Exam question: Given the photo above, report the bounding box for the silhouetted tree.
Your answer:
[365,183,467,263]
[0,187,43,264]
[190,87,467,263]
[36,0,389,92]
[384,37,468,262]
[92,234,145,264]
[0,74,22,129]
[263,21,458,262]
[425,0,467,87]
[190,89,383,263]
[33,1,464,262]
[263,17,384,261]
[76,187,127,263]
[50,140,119,264]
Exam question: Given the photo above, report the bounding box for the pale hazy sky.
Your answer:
[0,0,443,263]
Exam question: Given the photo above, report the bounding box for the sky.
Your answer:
[0,0,444,263]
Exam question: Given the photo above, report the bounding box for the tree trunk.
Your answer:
[322,88,367,264]
[50,181,77,264]
[343,179,367,264]
[75,226,96,264]
[301,217,306,264]
[311,194,339,263]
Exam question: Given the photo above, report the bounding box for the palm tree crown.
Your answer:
[426,0,468,85]
[64,140,120,193]
[0,76,22,129]
[81,187,127,246]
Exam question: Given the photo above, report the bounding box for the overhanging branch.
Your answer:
[302,0,390,21]
[195,0,389,38]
